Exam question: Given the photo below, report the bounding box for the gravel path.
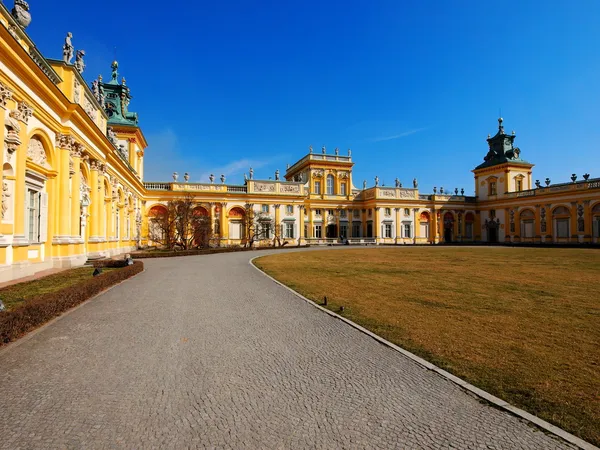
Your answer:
[0,248,576,449]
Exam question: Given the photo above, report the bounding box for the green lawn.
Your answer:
[255,247,600,446]
[1,267,118,311]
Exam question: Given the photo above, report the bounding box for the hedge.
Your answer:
[0,261,144,345]
[132,245,308,259]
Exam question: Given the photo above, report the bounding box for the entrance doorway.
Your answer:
[444,227,453,243]
[367,223,373,238]
[488,227,498,243]
[326,224,337,238]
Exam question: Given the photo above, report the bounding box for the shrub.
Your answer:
[0,261,144,345]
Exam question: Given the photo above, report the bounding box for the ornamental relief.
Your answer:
[254,182,276,193]
[0,82,13,108]
[398,189,416,199]
[379,188,395,198]
[280,184,300,193]
[27,137,49,167]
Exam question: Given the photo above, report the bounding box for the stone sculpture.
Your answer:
[63,32,74,63]
[74,50,86,74]
[12,0,31,28]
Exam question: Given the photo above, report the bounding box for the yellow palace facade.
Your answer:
[1,3,600,283]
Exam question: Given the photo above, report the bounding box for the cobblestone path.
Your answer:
[0,249,576,449]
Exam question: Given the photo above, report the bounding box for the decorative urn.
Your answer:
[12,0,31,29]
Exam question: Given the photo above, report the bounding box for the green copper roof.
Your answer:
[475,118,531,170]
[100,61,139,126]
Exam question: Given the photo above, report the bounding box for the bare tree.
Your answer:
[149,194,215,250]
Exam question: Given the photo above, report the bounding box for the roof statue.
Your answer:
[12,0,31,29]
[413,178,418,188]
[74,50,85,74]
[63,32,74,64]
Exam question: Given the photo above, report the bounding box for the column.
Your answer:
[395,208,401,243]
[56,136,72,241]
[583,200,592,242]
[298,205,305,243]
[307,207,313,239]
[513,208,521,243]
[13,103,33,244]
[98,165,106,240]
[570,201,578,242]
[89,161,99,239]
[210,202,216,236]
[374,207,380,242]
[534,205,542,243]
[335,208,340,239]
[70,144,82,240]
[274,204,281,241]
[220,202,228,242]
[474,210,481,242]
[542,204,551,242]
[430,208,438,243]
[362,209,367,237]
[413,208,419,244]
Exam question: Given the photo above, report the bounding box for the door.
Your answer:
[444,228,452,242]
[488,227,498,243]
[367,223,373,238]
[326,224,337,238]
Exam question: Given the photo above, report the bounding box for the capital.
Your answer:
[0,82,13,109]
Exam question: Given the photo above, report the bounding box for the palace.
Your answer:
[1,2,599,283]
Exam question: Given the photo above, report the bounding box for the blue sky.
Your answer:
[25,0,600,194]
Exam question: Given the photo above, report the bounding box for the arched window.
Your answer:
[592,203,600,238]
[520,209,535,238]
[465,212,475,239]
[326,174,334,195]
[553,206,571,238]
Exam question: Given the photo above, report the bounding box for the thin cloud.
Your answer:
[370,127,428,143]
[198,158,269,184]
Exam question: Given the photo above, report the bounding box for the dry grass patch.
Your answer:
[255,247,600,446]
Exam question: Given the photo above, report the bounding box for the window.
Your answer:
[327,209,335,216]
[516,179,523,191]
[353,209,360,218]
[404,208,410,216]
[556,219,569,238]
[304,224,308,238]
[340,182,346,196]
[304,208,307,216]
[368,209,372,217]
[404,223,412,238]
[315,209,322,216]
[315,225,322,238]
[522,221,534,238]
[28,190,40,242]
[326,174,334,195]
[285,222,294,238]
[314,181,321,194]
[352,223,361,237]
[340,225,347,239]
[286,205,293,215]
[262,204,269,213]
[384,223,392,238]
[385,208,391,216]
[489,181,497,196]
[593,217,600,238]
[262,223,272,239]
[465,223,473,239]
[340,210,347,218]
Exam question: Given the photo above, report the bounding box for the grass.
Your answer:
[1,267,118,311]
[254,247,600,446]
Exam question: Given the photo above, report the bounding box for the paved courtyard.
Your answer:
[0,249,576,449]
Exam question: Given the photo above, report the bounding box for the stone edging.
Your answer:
[249,256,597,450]
[0,267,146,355]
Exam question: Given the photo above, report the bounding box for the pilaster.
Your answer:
[70,144,83,241]
[413,208,419,243]
[89,160,100,240]
[543,204,552,243]
[395,208,401,243]
[374,207,380,242]
[220,202,228,242]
